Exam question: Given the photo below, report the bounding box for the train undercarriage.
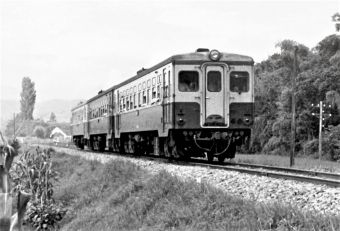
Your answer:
[73,129,250,163]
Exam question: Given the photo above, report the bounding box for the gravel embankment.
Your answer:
[49,147,340,216]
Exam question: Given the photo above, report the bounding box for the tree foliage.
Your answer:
[20,77,36,120]
[49,112,57,122]
[332,12,340,32]
[33,125,46,139]
[253,33,340,159]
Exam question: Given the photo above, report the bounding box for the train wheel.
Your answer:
[124,142,129,153]
[207,152,214,163]
[172,146,184,159]
[129,141,136,154]
[164,142,171,158]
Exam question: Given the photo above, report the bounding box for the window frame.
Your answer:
[230,71,250,93]
[207,71,222,92]
[178,71,199,92]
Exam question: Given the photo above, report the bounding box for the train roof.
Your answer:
[71,101,87,111]
[83,50,254,104]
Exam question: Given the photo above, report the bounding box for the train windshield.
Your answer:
[207,71,221,92]
[230,72,249,92]
[179,71,199,92]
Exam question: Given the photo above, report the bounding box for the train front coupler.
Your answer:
[193,132,236,163]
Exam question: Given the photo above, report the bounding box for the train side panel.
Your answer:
[114,63,174,138]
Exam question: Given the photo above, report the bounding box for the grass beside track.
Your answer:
[26,149,340,231]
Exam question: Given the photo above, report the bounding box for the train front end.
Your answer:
[171,49,254,162]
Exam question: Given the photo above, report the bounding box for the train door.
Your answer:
[162,68,171,131]
[162,69,166,133]
[203,65,227,126]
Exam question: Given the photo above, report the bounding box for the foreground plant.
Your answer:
[11,146,67,230]
[0,132,31,231]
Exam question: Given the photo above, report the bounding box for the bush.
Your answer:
[301,125,340,161]
[323,125,340,161]
[25,200,67,230]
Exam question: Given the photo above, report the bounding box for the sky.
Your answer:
[1,0,339,103]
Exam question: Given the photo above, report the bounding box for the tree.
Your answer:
[332,12,340,32]
[33,126,45,139]
[49,112,57,122]
[20,77,36,120]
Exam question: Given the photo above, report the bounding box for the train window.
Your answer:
[207,71,222,92]
[127,97,130,110]
[178,71,199,92]
[152,77,156,86]
[143,91,146,104]
[164,86,168,98]
[130,96,133,109]
[147,89,150,104]
[230,72,249,92]
[152,87,156,99]
[134,94,137,108]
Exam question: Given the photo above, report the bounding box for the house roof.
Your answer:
[50,127,70,138]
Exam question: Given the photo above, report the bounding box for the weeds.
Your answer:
[11,147,67,230]
[49,153,339,231]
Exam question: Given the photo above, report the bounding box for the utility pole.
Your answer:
[13,113,16,138]
[319,101,323,159]
[290,46,298,167]
[311,102,332,159]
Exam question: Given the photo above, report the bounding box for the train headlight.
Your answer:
[209,50,221,61]
[243,117,253,126]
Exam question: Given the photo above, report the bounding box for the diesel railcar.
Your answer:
[71,49,254,162]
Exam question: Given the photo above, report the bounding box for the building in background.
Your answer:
[50,127,71,142]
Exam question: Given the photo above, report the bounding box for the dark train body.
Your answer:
[71,49,254,162]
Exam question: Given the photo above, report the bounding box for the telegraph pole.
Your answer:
[311,102,332,159]
[13,113,16,138]
[290,46,298,167]
[318,101,323,159]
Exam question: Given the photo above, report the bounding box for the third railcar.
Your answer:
[71,48,254,162]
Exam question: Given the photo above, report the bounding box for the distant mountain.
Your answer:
[0,99,83,130]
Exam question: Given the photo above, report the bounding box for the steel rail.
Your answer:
[181,158,340,180]
[37,144,340,188]
[223,162,340,180]
[183,161,340,188]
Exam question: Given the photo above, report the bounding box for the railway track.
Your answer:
[37,144,340,188]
